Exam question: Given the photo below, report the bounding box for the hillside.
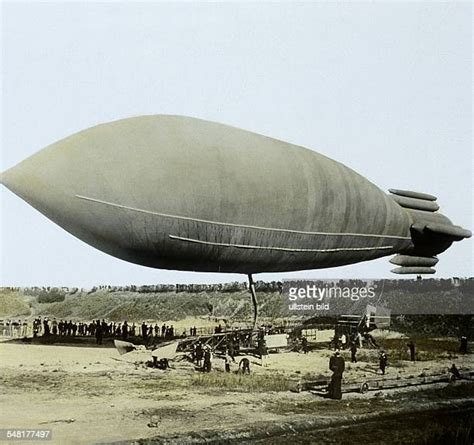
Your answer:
[0,288,283,323]
[0,289,31,318]
[0,279,472,337]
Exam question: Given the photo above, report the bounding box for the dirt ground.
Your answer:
[0,337,473,444]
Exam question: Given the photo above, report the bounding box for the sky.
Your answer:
[1,1,472,287]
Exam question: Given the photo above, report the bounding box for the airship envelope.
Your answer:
[1,115,471,275]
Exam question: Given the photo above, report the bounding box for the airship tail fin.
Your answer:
[388,189,471,275]
[389,255,438,274]
[391,266,436,274]
[388,188,439,212]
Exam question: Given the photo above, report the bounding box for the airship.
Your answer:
[1,115,471,279]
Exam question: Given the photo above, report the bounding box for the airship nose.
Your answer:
[1,153,60,221]
[1,162,35,200]
[0,131,156,266]
[1,141,101,252]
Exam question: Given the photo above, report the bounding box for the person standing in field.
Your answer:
[195,341,204,368]
[21,320,28,337]
[203,345,213,372]
[459,336,468,354]
[258,338,268,367]
[141,322,148,339]
[350,341,358,363]
[328,350,345,400]
[301,337,309,354]
[379,351,388,375]
[95,320,103,345]
[224,349,234,372]
[407,341,416,361]
[122,321,128,340]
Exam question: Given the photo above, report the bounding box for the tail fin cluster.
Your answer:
[390,255,437,274]
[388,189,471,275]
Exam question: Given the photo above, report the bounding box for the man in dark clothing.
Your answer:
[228,340,235,360]
[195,342,204,367]
[158,358,170,369]
[258,338,268,367]
[152,356,170,369]
[141,322,148,339]
[328,350,345,400]
[122,321,128,340]
[333,335,340,351]
[95,320,103,345]
[449,363,461,381]
[407,341,416,361]
[459,336,468,354]
[43,319,50,336]
[379,351,388,375]
[350,341,358,363]
[239,357,251,374]
[203,346,212,372]
[301,337,309,354]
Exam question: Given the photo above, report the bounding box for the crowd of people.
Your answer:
[0,317,275,356]
[0,319,28,337]
[0,317,201,343]
[187,339,259,374]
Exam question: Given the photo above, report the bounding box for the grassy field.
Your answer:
[191,371,294,392]
[378,337,461,362]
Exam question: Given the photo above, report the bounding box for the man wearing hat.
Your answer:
[379,351,388,375]
[203,345,213,372]
[328,349,345,399]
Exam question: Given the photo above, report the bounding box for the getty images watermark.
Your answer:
[281,278,473,316]
[282,280,378,316]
